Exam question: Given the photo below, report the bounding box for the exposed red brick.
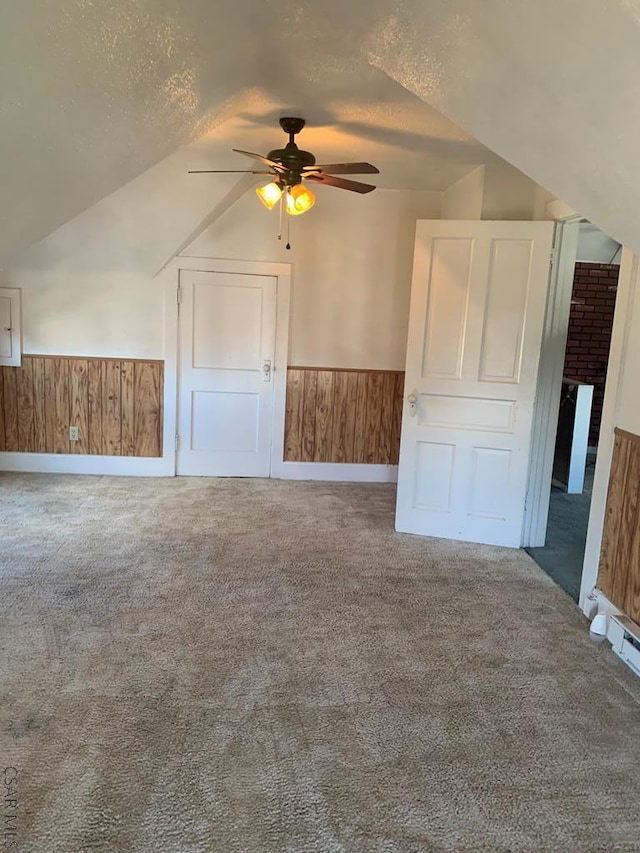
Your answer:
[563,263,619,444]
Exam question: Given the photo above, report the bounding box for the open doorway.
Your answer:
[526,222,620,599]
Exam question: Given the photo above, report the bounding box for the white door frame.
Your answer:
[160,256,291,477]
[522,221,639,619]
[579,249,639,614]
[522,220,580,546]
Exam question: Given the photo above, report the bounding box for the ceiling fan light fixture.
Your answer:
[286,184,315,216]
[256,181,283,209]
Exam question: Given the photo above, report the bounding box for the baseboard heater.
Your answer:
[610,615,640,678]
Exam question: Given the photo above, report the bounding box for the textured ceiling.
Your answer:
[2,0,640,268]
[192,80,501,192]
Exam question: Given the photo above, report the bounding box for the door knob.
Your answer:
[262,360,272,382]
[407,389,418,417]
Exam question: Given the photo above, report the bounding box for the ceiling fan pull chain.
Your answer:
[286,212,291,250]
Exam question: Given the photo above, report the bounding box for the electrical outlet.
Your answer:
[69,426,79,441]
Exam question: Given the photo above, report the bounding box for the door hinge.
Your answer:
[175,434,180,451]
[550,248,556,267]
[176,286,182,305]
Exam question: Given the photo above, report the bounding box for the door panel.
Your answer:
[414,441,455,511]
[190,390,260,453]
[479,238,533,382]
[395,221,554,547]
[177,270,276,477]
[422,237,473,380]
[193,282,264,369]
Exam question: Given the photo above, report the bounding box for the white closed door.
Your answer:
[177,270,277,477]
[395,220,554,547]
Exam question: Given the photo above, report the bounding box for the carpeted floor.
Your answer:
[2,473,640,852]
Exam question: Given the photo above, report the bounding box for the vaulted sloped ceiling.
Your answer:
[2,0,640,269]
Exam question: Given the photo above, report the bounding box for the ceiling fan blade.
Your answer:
[232,149,286,172]
[303,162,379,175]
[304,173,377,194]
[189,169,273,174]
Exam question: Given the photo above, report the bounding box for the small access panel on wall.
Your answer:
[0,289,22,367]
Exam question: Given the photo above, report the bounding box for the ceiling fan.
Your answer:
[189,116,379,219]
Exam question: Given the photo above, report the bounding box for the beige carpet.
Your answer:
[1,473,640,852]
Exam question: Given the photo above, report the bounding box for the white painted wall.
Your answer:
[185,187,440,369]
[441,166,484,220]
[440,163,541,222]
[481,164,538,221]
[6,122,546,372]
[6,141,440,369]
[4,142,235,359]
[615,264,640,435]
[8,269,162,361]
[577,224,621,264]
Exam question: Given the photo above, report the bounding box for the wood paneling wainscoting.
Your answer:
[597,428,640,624]
[0,356,163,457]
[284,367,405,465]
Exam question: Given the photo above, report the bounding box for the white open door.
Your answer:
[395,220,554,547]
[177,269,277,477]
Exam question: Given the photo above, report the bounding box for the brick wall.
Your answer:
[562,262,619,446]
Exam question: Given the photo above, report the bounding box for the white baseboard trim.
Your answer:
[0,454,396,482]
[0,452,173,477]
[277,462,398,483]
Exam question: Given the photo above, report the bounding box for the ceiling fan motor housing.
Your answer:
[268,116,316,186]
[267,144,316,187]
